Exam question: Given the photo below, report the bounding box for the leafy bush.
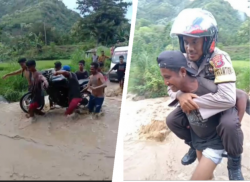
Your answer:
[128,51,169,98]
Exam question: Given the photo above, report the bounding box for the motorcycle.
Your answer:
[20,68,91,113]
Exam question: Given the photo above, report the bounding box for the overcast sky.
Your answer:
[62,0,133,20]
[225,0,250,16]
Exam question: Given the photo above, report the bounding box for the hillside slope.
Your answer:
[0,0,81,33]
[136,0,247,32]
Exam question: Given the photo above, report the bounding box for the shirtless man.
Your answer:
[85,62,107,117]
[2,58,32,91]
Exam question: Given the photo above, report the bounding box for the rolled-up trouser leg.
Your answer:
[217,107,243,156]
[166,106,191,143]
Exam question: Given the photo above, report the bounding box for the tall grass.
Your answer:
[235,68,250,92]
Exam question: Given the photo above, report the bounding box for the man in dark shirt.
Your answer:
[108,55,126,89]
[54,65,82,117]
[54,61,62,71]
[75,60,89,80]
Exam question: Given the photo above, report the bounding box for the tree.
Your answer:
[75,0,132,46]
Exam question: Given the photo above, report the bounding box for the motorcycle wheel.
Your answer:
[80,91,91,107]
[20,92,44,113]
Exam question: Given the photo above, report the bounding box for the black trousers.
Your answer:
[166,106,244,156]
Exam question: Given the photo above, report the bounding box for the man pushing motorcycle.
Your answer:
[166,8,247,180]
[54,65,82,117]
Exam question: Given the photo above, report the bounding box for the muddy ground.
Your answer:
[0,81,122,180]
[123,95,250,180]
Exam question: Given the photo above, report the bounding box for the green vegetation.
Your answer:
[0,0,131,62]
[0,0,80,33]
[128,0,250,98]
[0,0,131,102]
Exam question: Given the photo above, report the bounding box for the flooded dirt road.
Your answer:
[0,82,122,180]
[123,95,250,180]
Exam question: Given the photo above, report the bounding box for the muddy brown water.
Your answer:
[123,95,250,180]
[0,82,121,180]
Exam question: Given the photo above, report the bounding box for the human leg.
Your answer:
[65,98,82,116]
[27,101,39,122]
[94,97,104,113]
[217,107,244,180]
[191,150,219,180]
[88,95,95,113]
[166,106,196,165]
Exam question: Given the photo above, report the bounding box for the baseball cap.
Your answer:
[62,65,71,71]
[157,50,197,75]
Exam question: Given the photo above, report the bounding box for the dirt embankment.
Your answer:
[123,95,250,180]
[0,82,122,180]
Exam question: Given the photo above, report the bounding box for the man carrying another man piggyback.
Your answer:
[162,8,249,180]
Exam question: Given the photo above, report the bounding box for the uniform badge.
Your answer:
[211,55,224,68]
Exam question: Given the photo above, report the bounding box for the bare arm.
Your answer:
[2,69,22,79]
[82,77,91,92]
[54,70,70,77]
[39,75,49,88]
[108,64,117,75]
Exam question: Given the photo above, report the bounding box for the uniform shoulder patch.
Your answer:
[211,55,225,68]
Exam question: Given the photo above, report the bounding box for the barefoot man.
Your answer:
[83,62,107,117]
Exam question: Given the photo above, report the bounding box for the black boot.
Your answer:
[228,155,244,180]
[181,142,197,165]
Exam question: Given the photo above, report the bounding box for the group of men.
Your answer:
[158,8,249,180]
[2,45,127,121]
[2,58,108,122]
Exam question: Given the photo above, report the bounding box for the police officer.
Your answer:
[166,8,245,180]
